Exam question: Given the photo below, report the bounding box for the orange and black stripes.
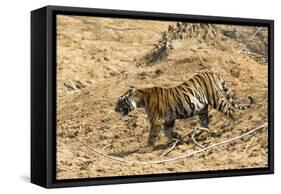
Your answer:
[115,70,252,147]
[133,70,251,121]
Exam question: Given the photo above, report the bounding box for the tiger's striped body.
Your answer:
[115,70,252,148]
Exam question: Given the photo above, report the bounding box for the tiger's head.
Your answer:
[115,86,137,116]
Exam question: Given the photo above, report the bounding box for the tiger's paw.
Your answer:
[138,146,154,154]
[171,132,181,140]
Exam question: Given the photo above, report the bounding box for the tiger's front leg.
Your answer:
[163,120,181,141]
[147,122,162,147]
[138,123,161,153]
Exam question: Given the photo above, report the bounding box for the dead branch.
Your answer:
[64,128,131,164]
[191,133,205,149]
[239,50,264,57]
[251,27,262,40]
[160,139,180,157]
[259,147,267,157]
[103,26,141,31]
[243,136,255,154]
[64,123,268,165]
[102,144,111,150]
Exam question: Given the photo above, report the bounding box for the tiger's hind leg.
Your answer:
[194,105,219,143]
[199,105,209,128]
[197,105,214,135]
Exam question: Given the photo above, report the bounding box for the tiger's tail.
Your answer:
[220,78,254,110]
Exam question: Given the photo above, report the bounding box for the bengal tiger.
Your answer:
[114,70,252,150]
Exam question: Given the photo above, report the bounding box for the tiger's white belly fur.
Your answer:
[165,96,206,121]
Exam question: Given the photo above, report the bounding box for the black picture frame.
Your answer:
[31,5,274,188]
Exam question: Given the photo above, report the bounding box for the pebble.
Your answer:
[104,56,110,61]
[232,79,239,86]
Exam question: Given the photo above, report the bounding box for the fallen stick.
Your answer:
[239,50,264,57]
[64,123,268,165]
[191,134,204,149]
[160,139,180,157]
[259,146,267,157]
[242,136,255,154]
[64,128,131,164]
[102,144,111,150]
[251,27,262,39]
[103,26,141,31]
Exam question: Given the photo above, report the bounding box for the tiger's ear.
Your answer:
[129,85,135,91]
[128,86,136,97]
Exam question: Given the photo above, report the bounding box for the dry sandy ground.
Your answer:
[56,15,268,180]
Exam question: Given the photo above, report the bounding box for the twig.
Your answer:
[64,128,131,164]
[240,50,263,57]
[242,136,255,154]
[69,81,77,91]
[102,144,111,150]
[190,126,215,148]
[251,27,262,39]
[103,26,141,31]
[160,139,180,157]
[191,132,204,149]
[64,123,268,165]
[259,147,267,157]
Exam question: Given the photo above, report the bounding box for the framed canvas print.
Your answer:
[31,5,274,188]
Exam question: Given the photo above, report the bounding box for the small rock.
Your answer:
[155,69,163,75]
[166,167,175,172]
[232,79,239,86]
[99,135,108,140]
[109,71,118,76]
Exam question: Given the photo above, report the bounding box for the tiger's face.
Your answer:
[115,86,137,116]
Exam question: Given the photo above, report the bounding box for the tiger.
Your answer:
[114,70,253,150]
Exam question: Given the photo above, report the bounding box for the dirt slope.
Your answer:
[56,15,268,179]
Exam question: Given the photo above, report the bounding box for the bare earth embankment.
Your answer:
[56,15,268,179]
